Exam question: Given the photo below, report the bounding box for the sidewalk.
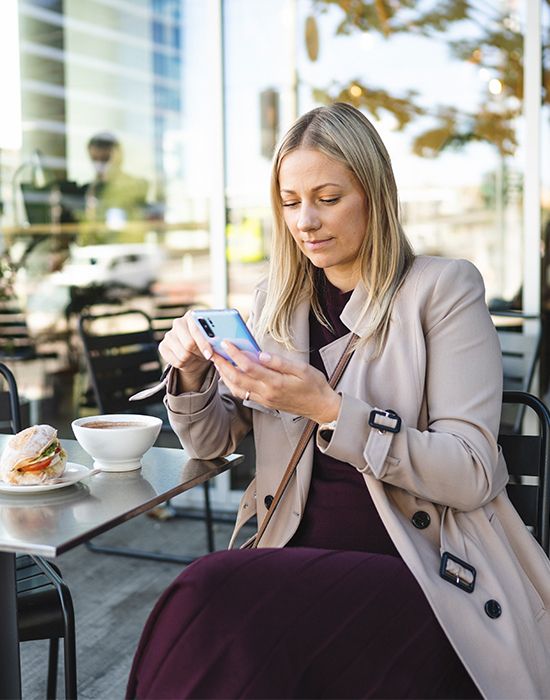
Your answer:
[20,510,235,699]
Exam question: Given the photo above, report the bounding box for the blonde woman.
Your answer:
[127,103,550,699]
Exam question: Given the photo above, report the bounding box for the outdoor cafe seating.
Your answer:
[77,307,215,563]
[0,362,77,699]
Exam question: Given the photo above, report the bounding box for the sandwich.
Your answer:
[0,425,67,485]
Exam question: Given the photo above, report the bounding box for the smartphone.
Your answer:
[190,309,261,363]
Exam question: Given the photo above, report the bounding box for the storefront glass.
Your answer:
[225,0,529,313]
[0,0,546,507]
[1,0,213,366]
[221,0,538,496]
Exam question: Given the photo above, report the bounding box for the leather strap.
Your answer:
[250,332,359,548]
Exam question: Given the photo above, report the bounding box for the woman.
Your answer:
[127,103,550,699]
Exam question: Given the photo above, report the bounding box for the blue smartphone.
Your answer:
[190,309,261,363]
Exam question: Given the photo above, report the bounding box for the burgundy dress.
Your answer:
[127,277,481,700]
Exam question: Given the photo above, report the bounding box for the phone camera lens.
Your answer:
[198,318,215,338]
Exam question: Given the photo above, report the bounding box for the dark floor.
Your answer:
[5,360,242,699]
[21,508,237,699]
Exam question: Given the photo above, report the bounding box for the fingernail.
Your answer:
[259,352,271,362]
[220,340,229,350]
[203,348,212,360]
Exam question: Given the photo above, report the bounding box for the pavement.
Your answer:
[20,507,238,699]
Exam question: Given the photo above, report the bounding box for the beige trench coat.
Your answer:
[166,256,550,699]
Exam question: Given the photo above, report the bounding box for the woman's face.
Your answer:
[278,148,368,291]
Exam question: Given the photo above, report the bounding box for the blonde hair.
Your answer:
[257,102,414,355]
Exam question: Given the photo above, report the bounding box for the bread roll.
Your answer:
[0,425,67,485]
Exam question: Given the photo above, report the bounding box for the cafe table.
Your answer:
[0,435,242,699]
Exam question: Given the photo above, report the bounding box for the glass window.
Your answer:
[1,0,219,348]
[224,0,298,314]
[296,0,526,307]
[0,0,546,507]
[0,0,215,416]
[221,0,541,497]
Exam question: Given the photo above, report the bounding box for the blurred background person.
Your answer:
[81,132,150,228]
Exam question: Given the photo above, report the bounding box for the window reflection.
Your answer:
[0,0,212,349]
[0,0,545,508]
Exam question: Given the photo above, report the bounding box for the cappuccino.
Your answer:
[83,420,148,430]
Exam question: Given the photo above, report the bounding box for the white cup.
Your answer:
[71,414,162,472]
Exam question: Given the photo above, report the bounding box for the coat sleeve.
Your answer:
[317,259,508,512]
[163,290,263,459]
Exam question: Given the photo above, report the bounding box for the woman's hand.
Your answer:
[159,312,215,393]
[212,341,341,425]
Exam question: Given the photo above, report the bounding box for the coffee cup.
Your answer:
[71,414,162,471]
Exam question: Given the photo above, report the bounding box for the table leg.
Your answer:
[0,552,21,699]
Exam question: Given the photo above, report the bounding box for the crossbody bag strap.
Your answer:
[250,332,359,548]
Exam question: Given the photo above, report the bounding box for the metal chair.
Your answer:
[0,361,77,699]
[0,297,58,362]
[77,308,214,563]
[150,297,195,344]
[500,390,550,556]
[493,312,541,433]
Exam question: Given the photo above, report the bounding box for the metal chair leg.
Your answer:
[63,625,78,699]
[47,637,59,700]
[32,557,78,699]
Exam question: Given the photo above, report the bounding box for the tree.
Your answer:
[310,0,549,157]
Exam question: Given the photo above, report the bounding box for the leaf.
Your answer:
[309,0,537,158]
[313,0,471,37]
[313,82,426,129]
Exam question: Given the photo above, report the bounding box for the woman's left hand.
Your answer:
[212,341,341,425]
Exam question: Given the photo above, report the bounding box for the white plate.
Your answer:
[0,463,93,494]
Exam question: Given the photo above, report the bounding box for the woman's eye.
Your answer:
[282,201,299,208]
[320,197,339,204]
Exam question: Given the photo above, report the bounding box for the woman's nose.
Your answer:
[297,205,320,232]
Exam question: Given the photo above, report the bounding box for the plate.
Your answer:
[0,463,93,494]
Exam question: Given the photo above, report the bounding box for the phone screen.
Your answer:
[191,309,260,363]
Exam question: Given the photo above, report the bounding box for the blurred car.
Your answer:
[50,243,165,292]
[24,243,166,334]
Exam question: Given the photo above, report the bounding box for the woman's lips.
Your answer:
[303,238,333,251]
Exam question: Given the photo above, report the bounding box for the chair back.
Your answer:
[78,309,164,415]
[0,299,37,361]
[151,298,193,344]
[0,362,22,433]
[493,312,541,432]
[499,391,550,556]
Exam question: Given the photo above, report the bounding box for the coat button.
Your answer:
[411,511,431,529]
[484,600,502,619]
[264,495,274,509]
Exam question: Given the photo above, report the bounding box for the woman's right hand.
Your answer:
[159,312,214,393]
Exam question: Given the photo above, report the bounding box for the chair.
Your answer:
[500,390,550,556]
[0,362,77,699]
[0,297,58,362]
[77,308,214,563]
[150,297,194,344]
[493,312,541,433]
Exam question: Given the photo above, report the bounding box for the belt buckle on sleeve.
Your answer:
[368,409,401,434]
[439,552,476,593]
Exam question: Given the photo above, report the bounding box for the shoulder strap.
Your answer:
[250,332,358,548]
